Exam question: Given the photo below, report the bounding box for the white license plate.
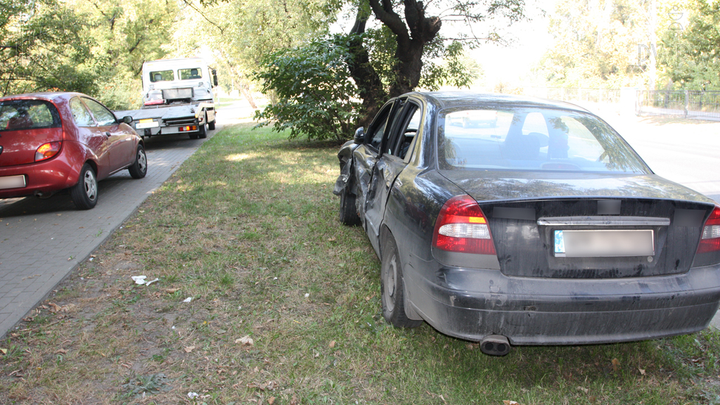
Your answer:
[0,175,26,190]
[136,119,159,129]
[554,229,654,258]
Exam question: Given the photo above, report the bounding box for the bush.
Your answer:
[254,36,361,142]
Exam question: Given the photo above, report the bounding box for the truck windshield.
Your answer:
[179,68,203,80]
[150,70,174,82]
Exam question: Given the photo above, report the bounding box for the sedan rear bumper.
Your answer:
[407,264,720,345]
[0,146,82,199]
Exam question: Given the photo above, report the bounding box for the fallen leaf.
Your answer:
[577,386,589,394]
[329,340,336,349]
[184,346,195,353]
[0,348,7,355]
[268,397,276,404]
[236,335,254,346]
[611,358,620,371]
[639,367,646,375]
[165,288,180,294]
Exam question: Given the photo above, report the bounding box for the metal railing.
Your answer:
[523,88,622,105]
[637,90,720,120]
[518,88,720,121]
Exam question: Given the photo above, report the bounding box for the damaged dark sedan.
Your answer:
[334,91,720,356]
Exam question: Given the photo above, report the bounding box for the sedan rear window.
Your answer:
[0,100,61,131]
[438,108,649,174]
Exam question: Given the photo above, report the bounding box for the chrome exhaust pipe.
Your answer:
[480,335,511,356]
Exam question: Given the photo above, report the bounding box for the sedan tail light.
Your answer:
[433,195,496,255]
[697,206,720,254]
[35,141,62,161]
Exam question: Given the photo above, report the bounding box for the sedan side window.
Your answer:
[82,98,116,126]
[367,103,394,150]
[390,104,421,160]
[69,97,95,127]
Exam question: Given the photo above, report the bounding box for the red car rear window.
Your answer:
[0,100,61,131]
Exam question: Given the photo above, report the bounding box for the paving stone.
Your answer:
[0,130,215,338]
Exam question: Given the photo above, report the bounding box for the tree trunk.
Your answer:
[346,12,387,128]
[368,0,442,97]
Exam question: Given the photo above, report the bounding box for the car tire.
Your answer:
[198,116,208,139]
[128,144,148,179]
[381,236,423,328]
[339,188,360,226]
[70,163,98,210]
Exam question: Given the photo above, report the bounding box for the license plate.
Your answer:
[0,175,26,190]
[136,119,159,129]
[554,229,654,258]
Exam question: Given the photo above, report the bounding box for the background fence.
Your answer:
[519,88,720,121]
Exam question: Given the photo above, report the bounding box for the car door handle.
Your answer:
[105,132,111,137]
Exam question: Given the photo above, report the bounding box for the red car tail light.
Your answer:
[35,141,62,161]
[697,206,720,254]
[433,195,496,255]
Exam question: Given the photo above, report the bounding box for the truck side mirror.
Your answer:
[354,127,365,144]
[212,69,218,87]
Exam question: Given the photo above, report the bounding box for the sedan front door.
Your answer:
[356,98,421,253]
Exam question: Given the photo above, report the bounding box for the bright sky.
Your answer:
[467,0,556,90]
[330,0,557,90]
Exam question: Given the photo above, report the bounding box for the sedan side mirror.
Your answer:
[354,127,365,144]
[122,116,133,124]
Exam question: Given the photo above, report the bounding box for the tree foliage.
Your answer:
[657,0,720,90]
[254,0,524,139]
[254,36,361,142]
[0,0,94,95]
[537,0,650,88]
[0,0,177,108]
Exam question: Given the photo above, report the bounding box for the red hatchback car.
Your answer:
[0,92,147,209]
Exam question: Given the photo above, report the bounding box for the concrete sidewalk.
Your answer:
[0,132,214,339]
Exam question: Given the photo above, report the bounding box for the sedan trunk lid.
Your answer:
[443,170,716,278]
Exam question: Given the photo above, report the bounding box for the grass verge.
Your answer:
[2,123,720,404]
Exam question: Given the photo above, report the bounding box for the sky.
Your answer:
[468,1,556,90]
[330,0,558,91]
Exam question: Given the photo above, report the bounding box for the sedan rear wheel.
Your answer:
[381,236,422,328]
[128,144,147,179]
[70,163,98,210]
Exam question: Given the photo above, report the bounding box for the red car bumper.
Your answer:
[0,142,85,199]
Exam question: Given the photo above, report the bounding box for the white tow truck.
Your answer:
[116,58,218,139]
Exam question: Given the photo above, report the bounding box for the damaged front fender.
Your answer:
[333,141,359,196]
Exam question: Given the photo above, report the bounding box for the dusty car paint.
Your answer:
[335,91,720,355]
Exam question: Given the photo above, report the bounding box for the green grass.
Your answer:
[1,123,720,404]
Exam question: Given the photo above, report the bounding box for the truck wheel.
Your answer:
[198,120,208,139]
[70,164,98,210]
[208,120,216,130]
